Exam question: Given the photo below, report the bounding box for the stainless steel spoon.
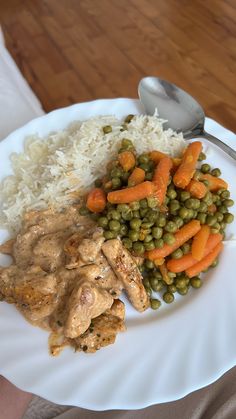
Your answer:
[138,76,236,161]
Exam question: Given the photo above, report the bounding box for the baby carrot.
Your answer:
[173,141,202,188]
[167,233,222,273]
[107,181,156,204]
[86,188,106,213]
[185,241,223,278]
[199,173,228,191]
[118,151,136,172]
[128,167,145,186]
[152,156,173,205]
[149,150,181,167]
[191,225,210,261]
[146,220,201,260]
[185,179,207,199]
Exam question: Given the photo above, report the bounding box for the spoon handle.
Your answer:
[200,131,236,161]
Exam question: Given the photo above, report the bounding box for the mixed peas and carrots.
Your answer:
[79,117,234,310]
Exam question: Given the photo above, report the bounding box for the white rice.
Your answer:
[0,114,186,233]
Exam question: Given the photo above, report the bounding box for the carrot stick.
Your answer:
[146,220,201,260]
[186,241,223,278]
[199,173,228,191]
[128,167,145,186]
[118,151,136,172]
[152,156,173,205]
[107,181,156,204]
[167,233,222,272]
[86,188,106,213]
[185,179,207,199]
[191,225,210,261]
[173,141,202,188]
[159,262,172,285]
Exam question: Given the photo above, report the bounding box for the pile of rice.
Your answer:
[0,114,186,232]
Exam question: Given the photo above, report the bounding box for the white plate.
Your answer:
[0,99,236,411]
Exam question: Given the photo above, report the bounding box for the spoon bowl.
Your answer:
[138,76,236,161]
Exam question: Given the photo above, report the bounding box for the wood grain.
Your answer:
[1,0,235,131]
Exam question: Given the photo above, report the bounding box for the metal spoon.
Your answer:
[138,76,236,161]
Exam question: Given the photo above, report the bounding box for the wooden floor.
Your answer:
[1,0,236,131]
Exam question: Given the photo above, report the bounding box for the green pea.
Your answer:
[163,292,174,304]
[193,170,202,180]
[152,226,163,239]
[109,220,121,231]
[154,238,164,248]
[152,279,165,291]
[172,216,184,228]
[175,277,187,289]
[203,180,209,189]
[79,206,90,216]
[139,163,151,172]
[167,188,177,199]
[121,138,133,149]
[170,199,180,211]
[145,259,155,269]
[144,241,155,251]
[199,202,208,212]
[108,210,121,220]
[122,209,133,220]
[98,216,109,228]
[185,198,195,209]
[128,230,139,241]
[177,286,189,295]
[153,271,162,279]
[178,207,189,219]
[223,199,234,207]
[110,167,123,178]
[215,211,224,222]
[138,154,150,164]
[104,230,116,240]
[181,243,191,254]
[145,286,152,297]
[198,152,206,161]
[111,177,121,189]
[133,241,145,254]
[124,114,134,123]
[163,233,176,245]
[130,218,142,230]
[224,213,234,223]
[129,201,140,211]
[140,208,148,217]
[211,168,221,177]
[192,199,201,209]
[206,215,217,226]
[117,204,129,213]
[167,284,177,293]
[103,125,112,134]
[147,196,158,208]
[218,205,228,214]
[201,163,211,173]
[140,199,148,209]
[147,209,159,223]
[120,224,128,236]
[197,213,206,224]
[165,221,178,233]
[164,196,170,205]
[221,190,230,199]
[180,191,191,202]
[122,237,132,249]
[150,298,161,310]
[203,191,213,204]
[142,222,154,229]
[144,234,153,243]
[190,277,202,288]
[132,210,140,218]
[186,209,194,219]
[171,248,183,259]
[156,214,167,227]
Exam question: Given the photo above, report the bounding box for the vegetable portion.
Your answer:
[118,151,136,172]
[186,242,223,278]
[107,181,156,204]
[128,167,145,186]
[152,157,173,206]
[86,188,106,213]
[191,225,210,261]
[185,179,207,199]
[199,173,228,191]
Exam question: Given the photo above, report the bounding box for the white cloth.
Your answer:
[0,27,44,141]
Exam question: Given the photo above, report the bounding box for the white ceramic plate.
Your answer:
[0,99,236,411]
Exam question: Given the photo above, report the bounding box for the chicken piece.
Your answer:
[13,225,44,267]
[0,239,15,255]
[73,299,126,353]
[0,265,58,323]
[102,239,149,312]
[32,231,69,272]
[64,279,114,338]
[64,228,105,268]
